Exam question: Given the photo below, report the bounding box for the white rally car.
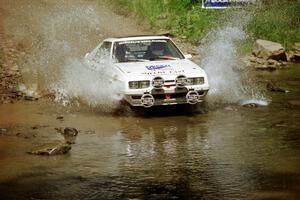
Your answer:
[85,35,209,108]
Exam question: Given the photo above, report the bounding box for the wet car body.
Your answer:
[85,35,209,107]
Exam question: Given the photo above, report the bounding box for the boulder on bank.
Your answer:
[293,42,300,51]
[247,39,297,70]
[287,42,300,62]
[253,39,287,61]
[248,55,286,70]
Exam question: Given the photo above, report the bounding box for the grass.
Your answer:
[109,0,225,43]
[109,0,300,52]
[247,0,300,50]
[238,40,254,55]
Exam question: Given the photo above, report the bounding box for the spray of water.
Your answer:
[16,2,104,95]
[199,13,269,106]
[4,0,144,111]
[37,3,124,110]
[51,56,124,111]
[7,1,269,110]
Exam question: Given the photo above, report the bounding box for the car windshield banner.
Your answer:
[202,0,257,9]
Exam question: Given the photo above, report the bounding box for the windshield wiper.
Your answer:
[127,58,150,62]
[155,56,180,60]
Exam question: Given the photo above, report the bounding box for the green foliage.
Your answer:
[238,40,254,55]
[111,0,225,43]
[110,0,300,49]
[247,0,300,49]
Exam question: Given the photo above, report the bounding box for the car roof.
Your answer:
[103,35,170,42]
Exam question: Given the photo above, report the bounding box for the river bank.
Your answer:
[109,0,300,49]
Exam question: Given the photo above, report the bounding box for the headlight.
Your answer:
[187,77,204,85]
[129,81,150,89]
[139,81,150,88]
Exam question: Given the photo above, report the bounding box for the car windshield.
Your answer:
[113,39,184,63]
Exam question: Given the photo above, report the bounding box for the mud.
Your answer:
[0,17,25,103]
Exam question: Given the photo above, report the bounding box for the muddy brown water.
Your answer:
[0,65,299,200]
[1,0,300,199]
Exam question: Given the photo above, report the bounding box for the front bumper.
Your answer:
[124,86,209,107]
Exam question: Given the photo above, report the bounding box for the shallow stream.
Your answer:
[0,66,299,200]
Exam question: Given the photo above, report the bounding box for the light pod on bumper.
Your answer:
[152,77,164,89]
[186,91,200,104]
[175,75,187,88]
[141,94,155,107]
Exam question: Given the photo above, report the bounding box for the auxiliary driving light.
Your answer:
[141,94,155,108]
[152,77,164,89]
[186,91,200,104]
[175,75,187,88]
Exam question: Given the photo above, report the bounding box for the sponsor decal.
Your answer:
[145,64,173,70]
[118,40,167,45]
[141,69,185,75]
[202,0,256,9]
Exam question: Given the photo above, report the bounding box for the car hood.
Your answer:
[114,59,205,77]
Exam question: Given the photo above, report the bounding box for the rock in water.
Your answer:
[0,128,8,135]
[253,39,287,61]
[24,95,38,101]
[56,116,64,120]
[28,143,71,156]
[242,103,258,108]
[64,127,78,135]
[63,127,78,144]
[55,127,64,134]
[254,64,277,71]
[288,100,300,107]
[266,81,289,93]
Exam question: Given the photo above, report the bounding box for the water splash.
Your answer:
[18,2,103,94]
[242,99,269,106]
[199,20,269,106]
[8,1,139,111]
[51,56,124,111]
[38,4,126,111]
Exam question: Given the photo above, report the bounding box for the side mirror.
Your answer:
[184,54,192,59]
